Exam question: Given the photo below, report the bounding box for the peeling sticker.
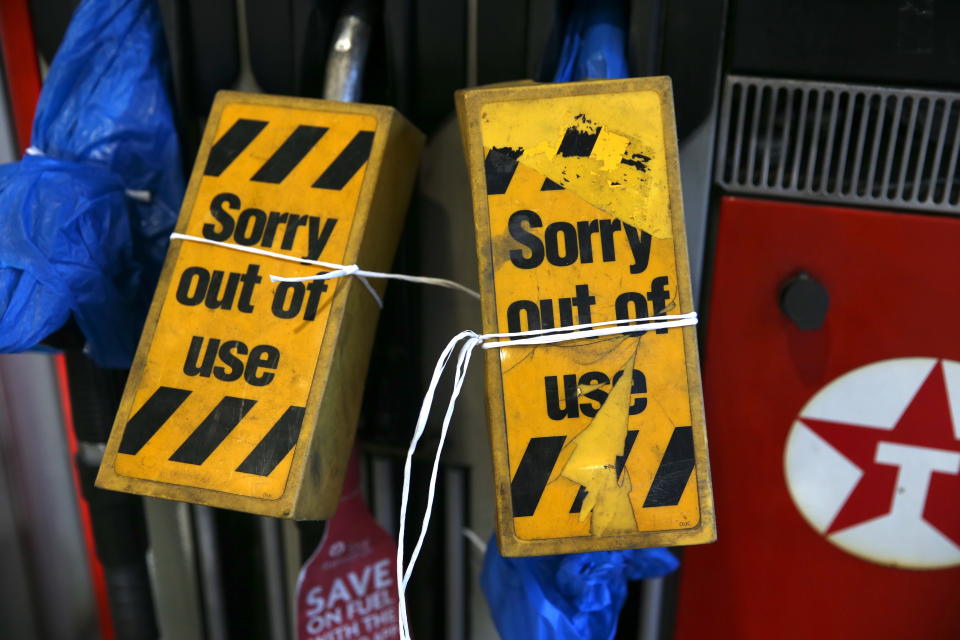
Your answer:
[560,352,639,535]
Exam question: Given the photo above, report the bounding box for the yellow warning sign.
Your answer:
[457,77,715,555]
[97,92,423,519]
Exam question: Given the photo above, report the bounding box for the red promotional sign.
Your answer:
[297,450,399,640]
[676,197,960,639]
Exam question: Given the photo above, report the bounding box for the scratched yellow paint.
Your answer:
[113,103,374,498]
[459,78,714,554]
[480,92,672,237]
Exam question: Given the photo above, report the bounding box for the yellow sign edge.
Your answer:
[455,77,716,556]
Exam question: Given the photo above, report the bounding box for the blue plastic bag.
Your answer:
[482,536,679,640]
[0,0,183,367]
[483,4,678,638]
[552,0,630,82]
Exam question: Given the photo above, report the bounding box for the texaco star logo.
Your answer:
[785,358,960,569]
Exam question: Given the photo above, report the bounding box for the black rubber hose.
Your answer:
[64,349,160,640]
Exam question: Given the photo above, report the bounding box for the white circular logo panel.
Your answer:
[785,358,960,569]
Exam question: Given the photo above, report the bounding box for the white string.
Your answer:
[396,329,480,640]
[26,146,153,202]
[395,311,698,640]
[124,188,152,203]
[273,269,481,301]
[169,232,480,308]
[479,312,698,348]
[461,527,488,555]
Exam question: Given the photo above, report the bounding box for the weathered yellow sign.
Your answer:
[457,77,715,555]
[97,92,423,519]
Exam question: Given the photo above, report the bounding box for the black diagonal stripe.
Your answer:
[643,426,695,508]
[169,396,256,465]
[204,119,268,176]
[251,125,328,183]
[541,177,564,191]
[557,123,601,157]
[484,146,524,195]
[570,485,588,513]
[235,406,306,476]
[119,387,191,455]
[570,429,638,513]
[511,435,565,517]
[312,130,375,190]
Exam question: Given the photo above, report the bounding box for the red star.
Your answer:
[801,361,960,545]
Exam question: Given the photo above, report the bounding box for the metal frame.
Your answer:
[716,75,960,214]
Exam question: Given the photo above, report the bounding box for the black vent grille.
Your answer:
[716,76,960,213]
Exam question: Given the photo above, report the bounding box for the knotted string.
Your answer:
[169,233,480,307]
